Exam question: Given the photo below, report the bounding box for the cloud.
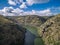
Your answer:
[8,0,24,5]
[8,0,49,6]
[0,7,15,16]
[23,9,52,16]
[0,7,24,16]
[0,7,52,16]
[14,0,23,4]
[8,0,16,5]
[8,0,50,10]
[0,10,4,15]
[49,7,60,15]
[2,7,13,12]
[8,0,27,9]
[39,9,52,16]
[12,8,24,15]
[26,0,49,5]
[20,2,27,8]
[1,7,59,16]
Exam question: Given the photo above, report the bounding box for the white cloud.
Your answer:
[2,7,13,13]
[26,0,49,5]
[0,7,24,16]
[26,0,34,5]
[12,8,24,13]
[49,7,60,15]
[0,7,14,16]
[8,0,49,6]
[8,0,24,5]
[39,9,52,16]
[0,6,60,16]
[8,0,16,5]
[8,0,27,9]
[20,2,27,8]
[0,7,52,16]
[14,0,23,4]
[12,8,24,15]
[0,10,4,15]
[22,9,52,16]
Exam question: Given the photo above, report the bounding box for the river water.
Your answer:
[24,30,36,45]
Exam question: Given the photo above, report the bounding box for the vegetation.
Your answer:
[34,38,45,45]
[7,15,52,45]
[38,14,60,45]
[8,15,50,27]
[0,15,26,45]
[2,14,60,45]
[24,25,38,36]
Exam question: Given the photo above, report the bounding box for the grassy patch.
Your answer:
[34,38,44,45]
[24,25,39,36]
[24,25,45,45]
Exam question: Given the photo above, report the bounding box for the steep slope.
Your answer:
[6,15,51,36]
[38,14,60,45]
[8,15,51,27]
[0,15,26,45]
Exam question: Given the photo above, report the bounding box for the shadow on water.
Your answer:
[24,30,36,45]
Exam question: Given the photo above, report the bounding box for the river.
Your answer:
[24,30,36,45]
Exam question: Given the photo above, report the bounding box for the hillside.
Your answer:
[6,15,52,37]
[38,14,60,45]
[0,15,26,45]
[6,15,52,45]
[7,15,51,27]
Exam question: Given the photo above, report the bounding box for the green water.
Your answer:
[24,25,45,45]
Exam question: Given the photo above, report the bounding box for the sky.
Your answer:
[0,0,60,16]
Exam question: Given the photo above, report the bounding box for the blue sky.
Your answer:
[0,0,60,16]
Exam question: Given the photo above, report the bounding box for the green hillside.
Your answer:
[38,14,60,45]
[0,15,26,45]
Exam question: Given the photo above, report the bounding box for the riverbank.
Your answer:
[24,25,44,45]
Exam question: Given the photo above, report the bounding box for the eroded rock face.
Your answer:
[38,14,60,45]
[0,15,26,45]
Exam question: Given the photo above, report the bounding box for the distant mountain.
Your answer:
[38,14,60,45]
[7,15,52,27]
[0,15,26,45]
